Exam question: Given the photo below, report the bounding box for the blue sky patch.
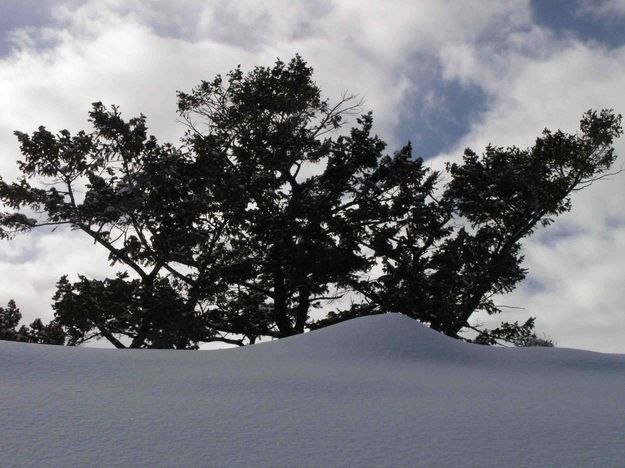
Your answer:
[531,0,625,48]
[522,277,548,294]
[393,61,489,159]
[0,1,59,56]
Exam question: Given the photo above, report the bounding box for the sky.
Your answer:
[1,0,625,352]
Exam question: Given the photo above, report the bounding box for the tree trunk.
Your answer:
[272,261,295,337]
[294,285,310,333]
[94,321,126,349]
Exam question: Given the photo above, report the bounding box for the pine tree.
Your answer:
[0,300,21,341]
[0,300,65,345]
[0,56,621,347]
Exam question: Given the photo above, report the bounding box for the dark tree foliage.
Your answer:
[52,274,202,348]
[316,109,622,339]
[0,300,65,345]
[0,55,621,348]
[473,318,553,347]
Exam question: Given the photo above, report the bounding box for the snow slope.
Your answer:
[1,313,624,467]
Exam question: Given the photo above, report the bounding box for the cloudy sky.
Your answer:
[1,0,625,352]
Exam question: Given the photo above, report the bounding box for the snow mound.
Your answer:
[254,312,463,359]
[2,313,625,467]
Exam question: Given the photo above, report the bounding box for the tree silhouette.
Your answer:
[0,56,621,347]
[0,300,65,345]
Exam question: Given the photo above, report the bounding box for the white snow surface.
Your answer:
[2,313,625,467]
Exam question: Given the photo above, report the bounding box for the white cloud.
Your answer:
[433,35,625,352]
[0,230,117,324]
[486,225,625,353]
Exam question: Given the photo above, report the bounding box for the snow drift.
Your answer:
[1,313,624,467]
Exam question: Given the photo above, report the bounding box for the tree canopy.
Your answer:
[0,300,65,345]
[0,55,621,348]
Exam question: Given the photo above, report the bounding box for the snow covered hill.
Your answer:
[2,313,624,467]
